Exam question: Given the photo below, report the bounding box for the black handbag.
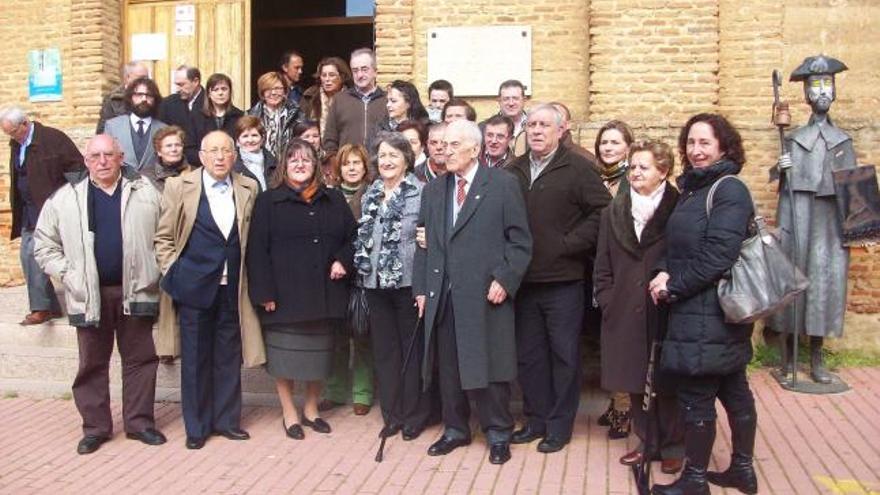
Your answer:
[347,285,370,338]
[707,175,809,324]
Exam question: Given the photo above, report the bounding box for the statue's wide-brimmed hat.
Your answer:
[790,55,848,82]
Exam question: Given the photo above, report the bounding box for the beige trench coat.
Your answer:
[153,170,266,367]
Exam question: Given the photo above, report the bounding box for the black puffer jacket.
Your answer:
[660,159,754,376]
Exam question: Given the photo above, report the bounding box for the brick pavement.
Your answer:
[1,369,878,494]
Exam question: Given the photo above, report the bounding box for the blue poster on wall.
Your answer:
[28,49,63,102]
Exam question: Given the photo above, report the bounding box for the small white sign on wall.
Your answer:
[427,26,532,97]
[175,4,196,36]
[131,33,167,61]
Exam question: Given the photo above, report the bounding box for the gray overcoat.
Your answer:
[770,117,855,338]
[412,165,532,390]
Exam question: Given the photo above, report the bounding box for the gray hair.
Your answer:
[350,48,377,68]
[372,131,415,170]
[123,61,148,79]
[446,119,483,149]
[0,106,28,126]
[528,103,564,127]
[175,64,201,82]
[428,121,447,138]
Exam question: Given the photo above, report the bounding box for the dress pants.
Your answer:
[178,284,243,439]
[20,229,61,313]
[367,288,431,430]
[630,392,684,460]
[436,295,513,445]
[515,281,584,440]
[675,368,756,424]
[73,285,157,437]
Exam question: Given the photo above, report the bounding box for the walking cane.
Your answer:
[772,70,801,386]
[632,290,668,495]
[375,315,424,462]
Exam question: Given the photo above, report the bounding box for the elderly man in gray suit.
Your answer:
[103,76,166,171]
[413,119,532,465]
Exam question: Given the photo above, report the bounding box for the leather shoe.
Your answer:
[537,435,569,453]
[215,428,250,440]
[352,403,371,416]
[76,435,108,455]
[186,436,206,449]
[379,423,401,438]
[489,443,511,465]
[402,425,423,441]
[427,436,470,456]
[126,428,166,446]
[661,457,684,474]
[20,310,62,326]
[318,399,343,412]
[619,449,643,466]
[283,420,304,440]
[302,417,331,434]
[511,425,544,444]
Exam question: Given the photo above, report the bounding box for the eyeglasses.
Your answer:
[352,66,373,74]
[442,141,471,152]
[201,148,234,157]
[266,86,286,94]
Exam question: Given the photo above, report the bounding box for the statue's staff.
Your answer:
[771,70,801,386]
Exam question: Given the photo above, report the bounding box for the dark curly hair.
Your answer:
[677,113,745,169]
[124,76,162,117]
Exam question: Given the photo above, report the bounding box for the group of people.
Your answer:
[3,45,769,495]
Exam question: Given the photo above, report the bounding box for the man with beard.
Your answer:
[104,77,166,171]
[96,61,149,134]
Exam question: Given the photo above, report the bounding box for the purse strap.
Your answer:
[706,174,767,236]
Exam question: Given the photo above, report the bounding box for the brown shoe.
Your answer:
[318,399,342,412]
[352,403,370,416]
[619,449,643,466]
[20,310,62,326]
[661,457,684,474]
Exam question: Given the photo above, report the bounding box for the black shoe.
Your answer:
[318,399,343,412]
[302,417,331,434]
[427,436,471,456]
[707,453,758,494]
[76,435,109,455]
[186,436,206,449]
[402,425,423,441]
[283,420,304,440]
[537,435,568,453]
[126,428,167,446]
[489,443,511,465]
[651,462,710,495]
[379,423,402,438]
[215,428,250,440]
[511,425,544,444]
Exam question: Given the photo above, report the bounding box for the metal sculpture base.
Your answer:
[771,368,850,394]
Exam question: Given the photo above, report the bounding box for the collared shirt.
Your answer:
[514,111,527,137]
[129,114,152,133]
[17,122,35,168]
[187,89,202,111]
[529,146,559,186]
[202,168,235,284]
[482,150,509,168]
[451,160,479,225]
[356,86,378,103]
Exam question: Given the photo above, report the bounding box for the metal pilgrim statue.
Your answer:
[768,55,878,393]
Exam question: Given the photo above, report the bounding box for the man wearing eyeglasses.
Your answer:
[1,105,82,325]
[33,134,165,454]
[104,76,167,171]
[154,131,264,450]
[323,48,387,164]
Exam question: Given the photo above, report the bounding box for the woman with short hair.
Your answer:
[233,115,277,193]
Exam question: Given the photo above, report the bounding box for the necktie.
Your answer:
[213,180,229,194]
[456,177,467,207]
[137,120,145,136]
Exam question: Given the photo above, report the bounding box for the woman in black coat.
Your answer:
[184,73,244,164]
[594,140,682,474]
[648,114,757,495]
[247,139,357,440]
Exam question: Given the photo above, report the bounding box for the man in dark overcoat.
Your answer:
[413,119,532,465]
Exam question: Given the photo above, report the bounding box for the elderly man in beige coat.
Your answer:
[154,130,264,449]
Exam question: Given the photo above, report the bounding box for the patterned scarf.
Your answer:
[353,179,416,288]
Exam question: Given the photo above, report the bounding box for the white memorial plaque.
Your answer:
[131,33,167,61]
[427,26,532,97]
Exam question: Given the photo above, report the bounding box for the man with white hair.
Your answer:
[96,61,150,133]
[1,106,82,325]
[413,119,532,465]
[506,103,610,454]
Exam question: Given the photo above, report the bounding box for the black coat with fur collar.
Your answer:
[594,183,679,393]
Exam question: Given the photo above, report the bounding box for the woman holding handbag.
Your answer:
[353,131,431,441]
[594,140,684,476]
[648,114,758,495]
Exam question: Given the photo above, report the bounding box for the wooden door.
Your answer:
[124,0,251,108]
